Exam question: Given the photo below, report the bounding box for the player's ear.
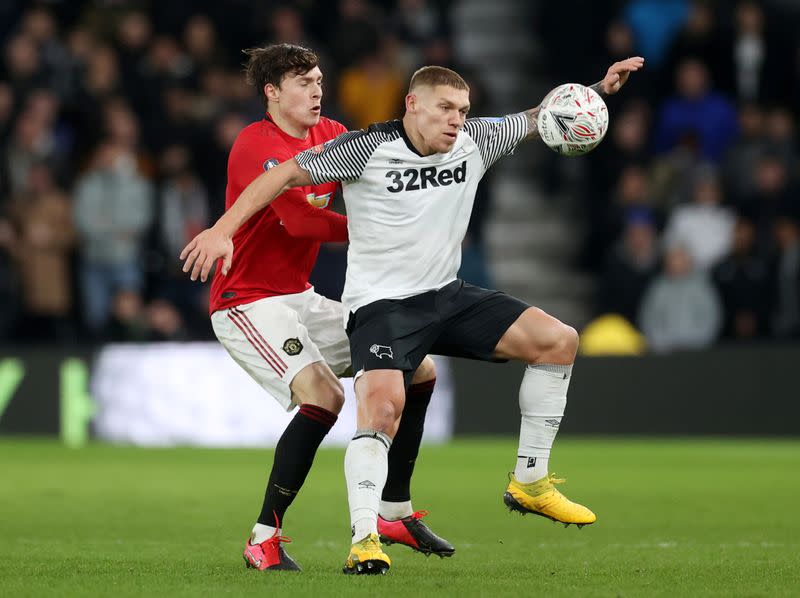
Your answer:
[405,93,417,113]
[265,83,279,103]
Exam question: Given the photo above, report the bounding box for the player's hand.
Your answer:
[179,226,233,282]
[601,56,645,95]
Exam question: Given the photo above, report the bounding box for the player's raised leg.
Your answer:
[494,307,596,526]
[342,369,407,575]
[379,357,455,557]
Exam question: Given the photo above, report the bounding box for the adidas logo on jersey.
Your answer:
[385,160,466,193]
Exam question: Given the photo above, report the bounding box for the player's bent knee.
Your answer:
[291,363,345,414]
[411,356,436,385]
[540,324,579,365]
[315,383,345,414]
[359,387,404,434]
[366,399,402,435]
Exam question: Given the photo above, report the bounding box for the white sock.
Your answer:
[251,523,278,544]
[379,499,413,521]
[514,363,572,483]
[515,455,549,483]
[345,429,391,542]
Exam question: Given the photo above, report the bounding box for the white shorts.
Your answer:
[211,288,351,411]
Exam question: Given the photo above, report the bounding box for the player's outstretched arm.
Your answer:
[179,158,312,282]
[522,56,645,141]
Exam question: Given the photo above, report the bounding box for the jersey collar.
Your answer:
[398,120,424,157]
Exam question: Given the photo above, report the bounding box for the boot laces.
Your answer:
[263,511,292,546]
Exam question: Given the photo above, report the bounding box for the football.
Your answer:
[537,83,609,156]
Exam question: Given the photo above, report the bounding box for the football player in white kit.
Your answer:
[182,56,644,575]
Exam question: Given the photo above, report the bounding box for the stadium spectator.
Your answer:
[105,289,148,342]
[771,213,800,339]
[596,163,659,266]
[114,11,153,113]
[73,141,153,334]
[4,110,61,197]
[75,43,122,154]
[337,43,405,129]
[639,243,722,352]
[763,107,798,174]
[739,152,794,252]
[712,213,774,341]
[654,58,738,162]
[594,19,656,104]
[0,82,14,141]
[5,162,75,342]
[583,100,652,267]
[196,112,247,219]
[623,0,689,68]
[20,7,74,101]
[0,0,796,347]
[721,103,767,205]
[4,33,46,99]
[728,1,786,104]
[145,298,188,341]
[331,0,384,71]
[182,14,223,76]
[662,1,730,96]
[155,144,209,325]
[393,0,442,46]
[662,165,734,272]
[597,208,659,324]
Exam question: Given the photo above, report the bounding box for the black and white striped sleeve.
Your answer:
[462,114,528,171]
[295,129,391,185]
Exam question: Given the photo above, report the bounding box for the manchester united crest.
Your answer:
[282,338,303,356]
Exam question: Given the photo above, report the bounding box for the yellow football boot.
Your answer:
[504,473,597,527]
[342,533,391,575]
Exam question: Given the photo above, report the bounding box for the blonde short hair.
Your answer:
[409,66,469,93]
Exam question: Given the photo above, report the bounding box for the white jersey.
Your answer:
[295,114,527,317]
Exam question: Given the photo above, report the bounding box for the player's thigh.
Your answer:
[493,306,579,364]
[290,360,344,413]
[299,291,352,377]
[346,296,437,391]
[353,368,406,437]
[432,282,529,362]
[210,298,326,411]
[410,355,436,385]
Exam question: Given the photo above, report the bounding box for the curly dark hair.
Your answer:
[243,43,319,108]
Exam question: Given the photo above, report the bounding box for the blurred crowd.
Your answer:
[4,0,799,353]
[0,0,461,344]
[540,0,800,352]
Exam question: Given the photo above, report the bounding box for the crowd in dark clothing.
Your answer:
[4,1,798,352]
[539,0,800,351]
[0,0,461,344]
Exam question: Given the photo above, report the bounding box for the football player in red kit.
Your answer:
[203,44,452,572]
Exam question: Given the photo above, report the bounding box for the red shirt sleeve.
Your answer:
[227,137,273,207]
[230,134,347,242]
[271,191,348,242]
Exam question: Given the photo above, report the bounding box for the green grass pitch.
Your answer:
[1,438,798,597]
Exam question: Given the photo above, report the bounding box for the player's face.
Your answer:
[408,85,470,154]
[270,66,324,129]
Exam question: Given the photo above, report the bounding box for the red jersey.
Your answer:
[209,116,348,313]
